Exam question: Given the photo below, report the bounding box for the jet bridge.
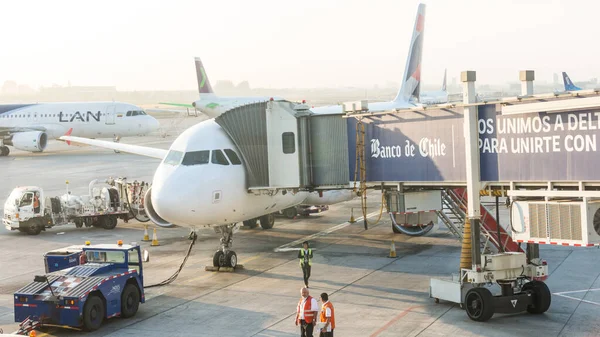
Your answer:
[214,100,349,191]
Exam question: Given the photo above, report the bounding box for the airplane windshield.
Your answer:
[182,150,210,166]
[164,150,183,166]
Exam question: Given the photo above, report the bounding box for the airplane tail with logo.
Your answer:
[393,3,426,104]
[441,68,447,92]
[562,72,581,91]
[195,57,215,95]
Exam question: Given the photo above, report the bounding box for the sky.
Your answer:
[0,0,597,91]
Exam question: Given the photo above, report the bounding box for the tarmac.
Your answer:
[1,115,600,337]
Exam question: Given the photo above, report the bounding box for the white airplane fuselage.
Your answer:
[148,119,310,227]
[0,102,159,140]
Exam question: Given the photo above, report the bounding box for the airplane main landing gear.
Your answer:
[113,136,121,153]
[213,224,239,268]
[0,146,9,157]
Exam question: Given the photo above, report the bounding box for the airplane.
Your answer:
[59,3,427,269]
[563,72,582,91]
[158,3,426,117]
[0,102,160,157]
[419,69,449,104]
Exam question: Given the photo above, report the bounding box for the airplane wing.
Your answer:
[158,102,194,108]
[59,135,168,159]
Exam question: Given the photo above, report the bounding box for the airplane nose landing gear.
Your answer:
[213,224,239,268]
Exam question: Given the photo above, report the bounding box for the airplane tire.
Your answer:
[225,251,237,268]
[243,219,258,229]
[283,207,297,219]
[260,214,275,229]
[0,146,9,156]
[213,250,225,267]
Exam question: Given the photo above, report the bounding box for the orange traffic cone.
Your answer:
[151,228,160,246]
[388,240,397,258]
[142,225,150,242]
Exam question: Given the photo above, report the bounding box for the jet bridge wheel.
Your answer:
[259,214,275,229]
[0,146,9,156]
[465,287,495,322]
[283,207,297,219]
[523,281,551,314]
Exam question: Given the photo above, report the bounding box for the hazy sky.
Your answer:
[1,0,597,91]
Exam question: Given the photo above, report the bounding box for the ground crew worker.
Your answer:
[295,287,318,337]
[33,192,40,214]
[298,241,313,287]
[318,293,335,337]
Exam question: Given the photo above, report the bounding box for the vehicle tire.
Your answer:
[82,295,104,331]
[25,220,42,235]
[92,218,104,228]
[120,283,140,318]
[225,251,237,268]
[243,219,258,229]
[74,219,83,228]
[392,223,402,234]
[103,216,117,230]
[213,250,225,267]
[259,214,275,229]
[464,287,495,322]
[523,281,551,314]
[283,207,296,219]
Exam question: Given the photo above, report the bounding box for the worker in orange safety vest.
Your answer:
[295,287,319,337]
[318,292,335,337]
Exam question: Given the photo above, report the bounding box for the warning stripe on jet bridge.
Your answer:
[274,211,381,252]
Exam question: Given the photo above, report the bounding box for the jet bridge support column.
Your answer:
[520,70,535,96]
[462,70,482,270]
[520,70,540,263]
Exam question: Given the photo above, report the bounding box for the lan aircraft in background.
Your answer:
[419,69,449,104]
[158,3,427,117]
[59,3,428,269]
[0,102,160,157]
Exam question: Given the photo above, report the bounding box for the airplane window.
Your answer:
[182,150,210,166]
[282,132,295,154]
[224,149,242,165]
[211,150,230,166]
[164,150,183,166]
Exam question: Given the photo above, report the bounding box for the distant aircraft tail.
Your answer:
[441,68,447,92]
[195,57,215,95]
[393,3,426,103]
[562,72,582,91]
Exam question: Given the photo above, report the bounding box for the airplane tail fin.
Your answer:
[393,3,426,103]
[562,72,582,91]
[195,57,215,95]
[441,68,447,92]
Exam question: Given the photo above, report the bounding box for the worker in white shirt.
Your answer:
[318,292,335,337]
[295,287,319,337]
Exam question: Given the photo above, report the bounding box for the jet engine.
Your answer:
[143,187,174,227]
[5,131,48,152]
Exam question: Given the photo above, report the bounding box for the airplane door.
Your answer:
[106,105,116,125]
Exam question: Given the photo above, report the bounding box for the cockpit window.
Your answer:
[132,111,139,116]
[164,150,183,165]
[211,150,230,166]
[126,110,146,117]
[126,111,132,117]
[182,150,210,166]
[224,149,242,165]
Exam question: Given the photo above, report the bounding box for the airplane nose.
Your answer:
[149,117,160,131]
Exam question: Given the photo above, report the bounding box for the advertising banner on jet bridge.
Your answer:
[347,110,467,182]
[478,104,600,181]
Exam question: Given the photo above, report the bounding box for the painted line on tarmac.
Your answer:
[553,293,600,306]
[370,306,421,337]
[273,211,382,252]
[554,288,600,295]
